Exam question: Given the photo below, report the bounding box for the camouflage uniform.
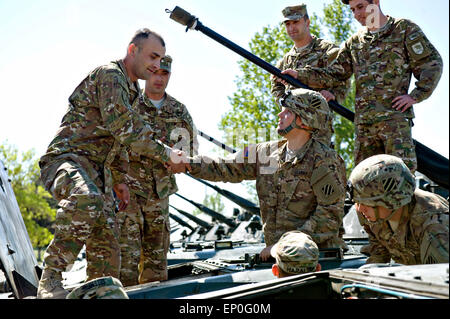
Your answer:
[272,36,349,146]
[349,154,449,265]
[39,60,171,284]
[189,137,347,248]
[113,90,198,286]
[296,16,443,172]
[272,4,349,147]
[362,189,449,265]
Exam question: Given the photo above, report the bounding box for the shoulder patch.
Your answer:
[311,165,344,205]
[406,29,432,60]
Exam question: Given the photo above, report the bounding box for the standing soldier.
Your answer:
[175,88,347,259]
[272,3,350,147]
[348,154,449,264]
[37,29,186,299]
[113,55,198,286]
[283,0,443,173]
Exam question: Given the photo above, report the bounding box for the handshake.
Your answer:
[165,149,192,174]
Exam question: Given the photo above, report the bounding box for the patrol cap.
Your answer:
[160,55,172,72]
[282,4,308,22]
[270,231,319,274]
[66,276,129,299]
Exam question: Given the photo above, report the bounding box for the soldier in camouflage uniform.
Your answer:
[271,231,321,278]
[272,4,350,147]
[181,88,347,260]
[348,154,449,265]
[36,29,185,299]
[284,0,443,173]
[112,55,198,286]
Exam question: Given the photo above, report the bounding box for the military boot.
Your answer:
[36,268,69,299]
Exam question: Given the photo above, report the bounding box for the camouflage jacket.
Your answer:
[39,60,171,194]
[109,92,198,200]
[189,138,347,248]
[364,189,449,265]
[296,17,443,125]
[271,35,349,103]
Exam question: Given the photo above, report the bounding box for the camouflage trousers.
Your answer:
[117,192,170,287]
[42,161,120,281]
[355,118,417,173]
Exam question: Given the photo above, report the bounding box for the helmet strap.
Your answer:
[367,206,402,227]
[278,115,306,136]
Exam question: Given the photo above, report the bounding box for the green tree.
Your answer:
[0,142,56,260]
[219,1,357,173]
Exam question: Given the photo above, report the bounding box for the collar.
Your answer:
[116,59,140,94]
[292,35,318,55]
[279,137,313,165]
[141,91,170,111]
[362,16,395,42]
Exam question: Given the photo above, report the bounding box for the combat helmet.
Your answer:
[278,88,331,135]
[348,154,416,211]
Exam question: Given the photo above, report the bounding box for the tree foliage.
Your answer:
[219,0,357,173]
[0,142,56,251]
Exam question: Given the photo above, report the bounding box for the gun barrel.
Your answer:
[169,212,195,231]
[198,130,237,154]
[169,205,212,230]
[168,6,449,190]
[175,193,237,228]
[187,174,261,216]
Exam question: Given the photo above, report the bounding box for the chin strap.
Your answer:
[367,206,401,227]
[278,115,307,136]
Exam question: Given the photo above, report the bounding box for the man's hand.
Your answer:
[113,183,130,211]
[392,95,416,113]
[259,245,274,262]
[165,149,191,174]
[272,69,299,86]
[320,90,336,102]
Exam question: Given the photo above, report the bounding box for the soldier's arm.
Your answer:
[296,42,354,90]
[404,21,443,103]
[298,162,346,244]
[364,226,392,264]
[181,107,199,157]
[97,68,172,163]
[107,142,130,186]
[419,214,449,264]
[270,58,288,100]
[323,47,351,104]
[188,145,258,183]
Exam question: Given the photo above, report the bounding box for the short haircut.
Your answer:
[130,28,165,48]
[278,265,316,277]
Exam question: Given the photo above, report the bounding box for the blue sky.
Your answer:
[0,0,448,218]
